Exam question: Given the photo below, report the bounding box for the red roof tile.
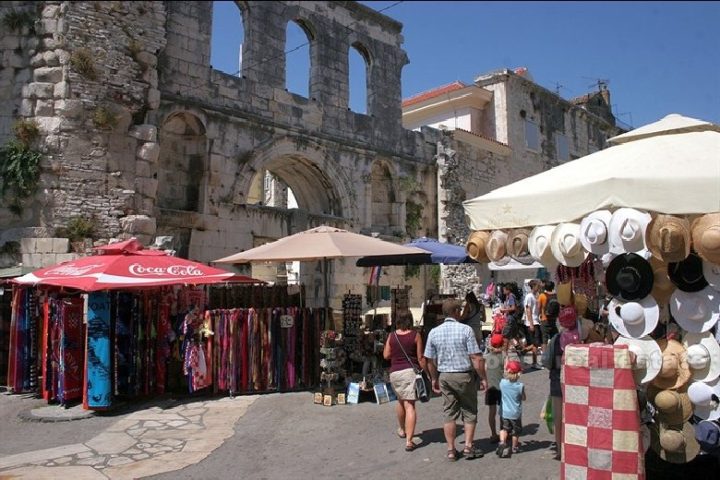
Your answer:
[455,128,509,148]
[402,81,467,108]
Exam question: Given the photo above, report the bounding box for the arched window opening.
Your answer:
[349,43,370,114]
[285,20,312,98]
[211,1,245,76]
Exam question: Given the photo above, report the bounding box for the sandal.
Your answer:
[405,443,415,452]
[463,446,483,460]
[446,449,458,462]
[396,428,406,438]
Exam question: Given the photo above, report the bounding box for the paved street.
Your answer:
[0,363,558,479]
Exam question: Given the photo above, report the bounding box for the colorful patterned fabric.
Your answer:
[561,344,644,480]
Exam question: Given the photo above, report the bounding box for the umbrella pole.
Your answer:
[323,258,329,310]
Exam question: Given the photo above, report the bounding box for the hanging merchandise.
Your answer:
[86,292,112,409]
[7,288,39,393]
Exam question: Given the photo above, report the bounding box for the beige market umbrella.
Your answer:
[463,114,720,230]
[214,225,429,307]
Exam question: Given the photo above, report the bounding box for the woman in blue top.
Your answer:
[497,360,526,458]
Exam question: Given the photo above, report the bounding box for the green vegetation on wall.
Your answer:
[0,120,42,215]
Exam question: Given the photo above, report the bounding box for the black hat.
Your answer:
[668,251,709,293]
[606,253,654,301]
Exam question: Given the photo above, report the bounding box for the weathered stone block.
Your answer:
[20,99,34,116]
[52,238,70,253]
[135,160,154,178]
[135,178,158,198]
[142,68,158,88]
[42,5,59,18]
[136,142,160,163]
[20,238,37,254]
[56,253,79,263]
[56,49,70,65]
[34,66,63,83]
[53,81,69,98]
[43,50,59,67]
[54,99,83,118]
[22,82,54,99]
[35,116,62,134]
[128,124,157,142]
[35,237,53,253]
[135,51,157,68]
[120,215,157,235]
[30,53,46,68]
[147,88,160,109]
[35,99,54,116]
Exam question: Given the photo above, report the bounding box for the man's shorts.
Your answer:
[501,417,522,436]
[485,386,501,406]
[439,372,478,424]
[541,321,558,344]
[521,324,542,347]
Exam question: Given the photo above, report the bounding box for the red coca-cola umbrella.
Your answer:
[12,238,239,291]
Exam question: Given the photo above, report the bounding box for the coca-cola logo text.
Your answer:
[46,264,104,276]
[129,263,205,277]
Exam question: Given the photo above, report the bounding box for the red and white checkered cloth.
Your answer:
[561,344,644,480]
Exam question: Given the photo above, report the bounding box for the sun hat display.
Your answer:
[669,287,720,333]
[668,252,709,293]
[694,420,720,452]
[466,230,491,263]
[579,210,612,255]
[652,339,692,391]
[653,389,694,425]
[506,228,534,265]
[687,378,720,421]
[650,257,676,305]
[486,230,509,263]
[605,253,654,301]
[703,259,720,292]
[557,282,573,306]
[550,223,587,267]
[608,295,659,339]
[691,213,720,265]
[574,293,589,317]
[646,214,692,263]
[528,225,559,269]
[682,331,720,382]
[608,208,652,254]
[615,336,662,384]
[649,421,700,464]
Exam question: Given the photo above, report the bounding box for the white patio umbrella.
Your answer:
[463,114,720,230]
[214,225,429,307]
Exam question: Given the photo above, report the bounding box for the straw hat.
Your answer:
[650,257,676,306]
[652,339,692,390]
[574,293,589,317]
[608,295,659,339]
[687,378,720,421]
[608,208,652,255]
[646,214,692,264]
[668,252,709,293]
[682,331,720,382]
[615,336,662,384]
[653,389,694,425]
[506,228,534,265]
[669,287,720,333]
[579,210,612,255]
[557,282,573,306]
[703,259,720,292]
[649,421,700,464]
[528,225,559,269]
[550,223,588,267]
[466,231,491,263]
[606,253,654,301]
[486,230,509,263]
[691,213,720,265]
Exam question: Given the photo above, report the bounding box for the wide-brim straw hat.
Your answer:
[486,230,509,263]
[606,253,654,301]
[669,286,720,333]
[608,295,659,339]
[652,339,692,390]
[506,228,534,265]
[557,282,574,306]
[703,259,720,292]
[579,210,612,256]
[687,377,720,421]
[646,214,692,264]
[550,223,588,268]
[609,208,652,255]
[466,231,491,263]
[615,336,662,384]
[649,421,700,464]
[650,257,676,306]
[691,213,720,265]
[528,225,559,269]
[682,331,720,382]
[668,252,709,293]
[651,388,694,425]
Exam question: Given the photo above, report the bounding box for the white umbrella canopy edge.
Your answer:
[462,124,720,231]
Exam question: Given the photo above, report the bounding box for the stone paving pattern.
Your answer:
[0,396,257,479]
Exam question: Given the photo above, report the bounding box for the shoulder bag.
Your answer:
[394,331,430,402]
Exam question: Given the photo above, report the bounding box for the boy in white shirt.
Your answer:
[521,280,541,368]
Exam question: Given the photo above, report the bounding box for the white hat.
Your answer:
[580,210,612,255]
[608,208,651,254]
[608,295,659,339]
[703,260,720,293]
[687,378,720,421]
[486,230,510,263]
[614,336,662,384]
[528,225,559,269]
[550,223,588,267]
[669,287,720,333]
[682,331,720,382]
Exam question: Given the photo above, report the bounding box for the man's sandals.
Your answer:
[447,446,483,461]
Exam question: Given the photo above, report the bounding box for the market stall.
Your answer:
[462,114,720,477]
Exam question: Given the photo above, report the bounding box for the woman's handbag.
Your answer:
[394,332,430,402]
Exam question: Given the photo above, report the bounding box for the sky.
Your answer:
[211,1,720,128]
